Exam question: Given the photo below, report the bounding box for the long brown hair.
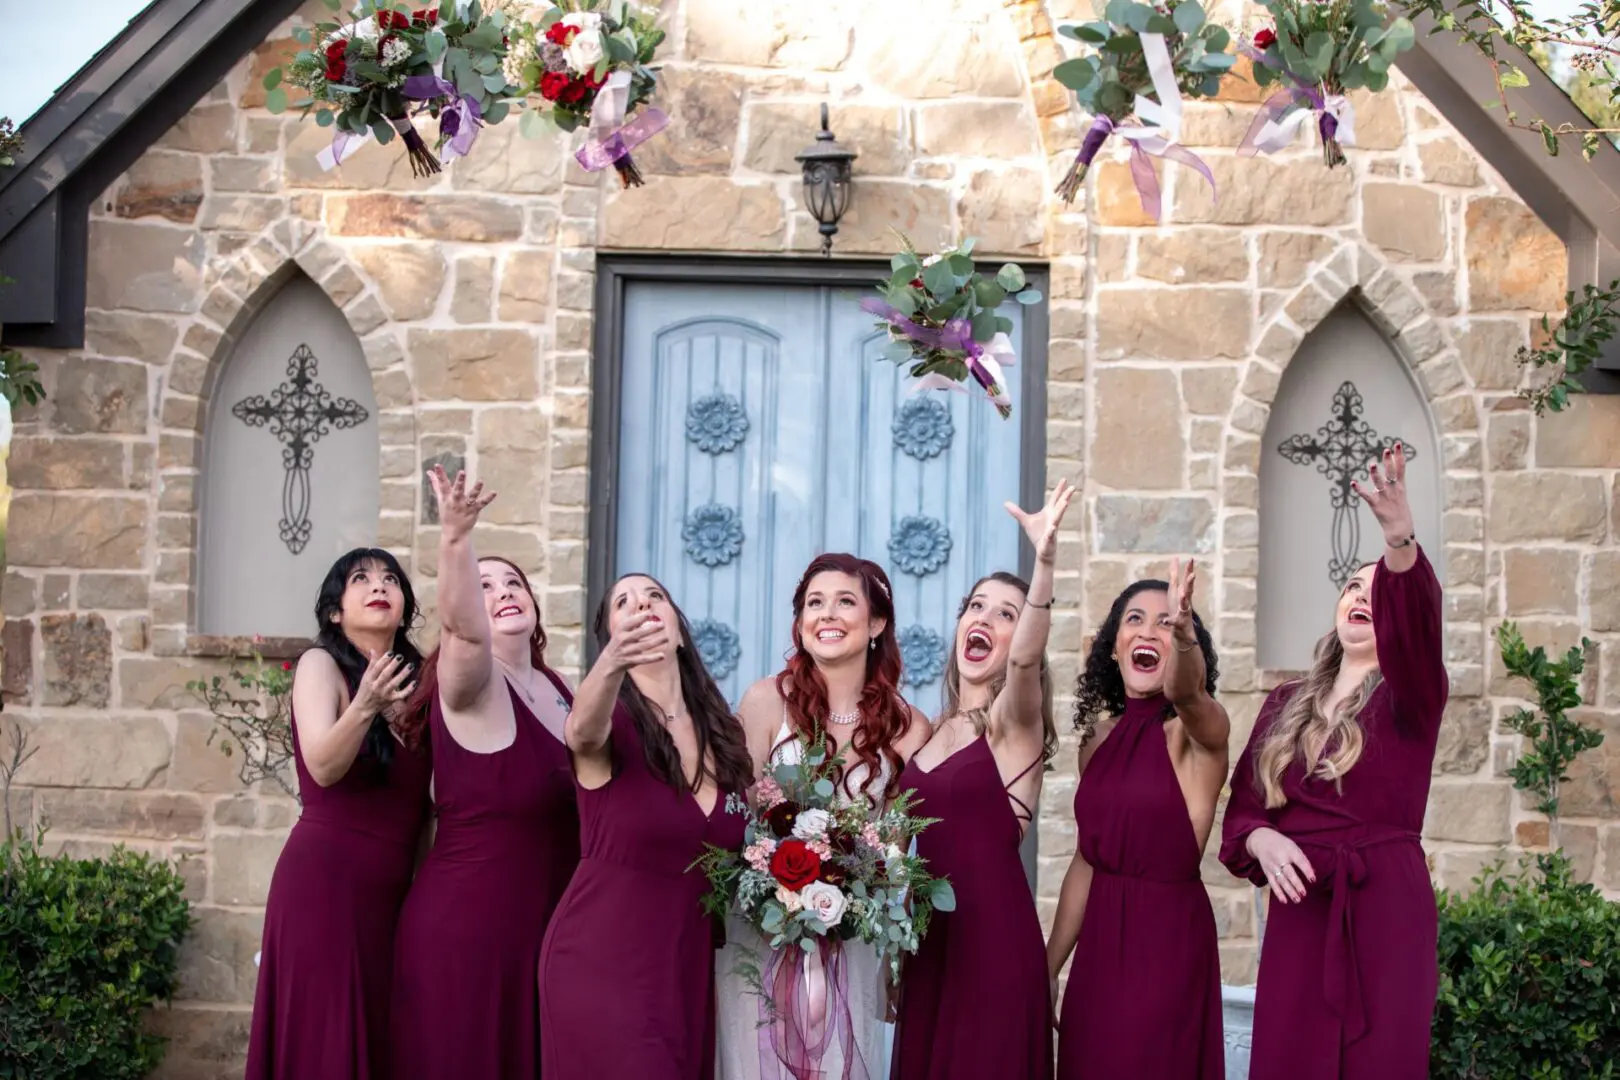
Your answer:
[941,572,1057,764]
[592,573,754,797]
[1254,628,1382,809]
[776,553,910,803]
[401,556,548,748]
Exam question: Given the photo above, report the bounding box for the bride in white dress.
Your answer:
[717,554,931,1080]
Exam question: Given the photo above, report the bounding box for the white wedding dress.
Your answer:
[716,718,893,1080]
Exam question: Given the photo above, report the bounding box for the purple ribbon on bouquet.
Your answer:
[758,937,868,1080]
[860,298,1016,417]
[1081,113,1218,222]
[1236,42,1357,157]
[401,74,484,161]
[575,69,669,172]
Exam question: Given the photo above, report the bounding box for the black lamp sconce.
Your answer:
[795,103,857,257]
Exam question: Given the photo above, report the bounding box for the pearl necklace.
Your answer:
[828,709,859,726]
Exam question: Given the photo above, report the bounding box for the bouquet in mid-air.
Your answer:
[861,233,1041,420]
[507,0,667,186]
[693,731,952,1073]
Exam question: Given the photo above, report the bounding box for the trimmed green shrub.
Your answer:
[0,832,193,1078]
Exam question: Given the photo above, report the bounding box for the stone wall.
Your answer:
[2,0,1617,1072]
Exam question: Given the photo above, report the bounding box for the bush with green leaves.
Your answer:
[0,831,193,1078]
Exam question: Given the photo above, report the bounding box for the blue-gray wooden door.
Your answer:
[614,280,1030,718]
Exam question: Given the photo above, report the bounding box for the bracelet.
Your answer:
[1173,639,1198,653]
[1026,597,1054,610]
[1386,534,1416,549]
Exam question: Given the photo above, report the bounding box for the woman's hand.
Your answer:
[597,611,666,675]
[1245,827,1316,904]
[1167,557,1198,653]
[1350,443,1415,547]
[1050,975,1061,1029]
[427,466,496,543]
[1005,478,1075,566]
[353,650,414,719]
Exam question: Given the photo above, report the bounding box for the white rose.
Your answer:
[800,882,848,929]
[775,885,804,913]
[560,10,603,32]
[922,253,943,267]
[563,30,606,74]
[791,808,832,841]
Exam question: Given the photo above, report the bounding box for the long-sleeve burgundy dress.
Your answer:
[390,675,581,1080]
[1220,548,1448,1080]
[1056,691,1225,1078]
[890,738,1052,1080]
[245,711,431,1080]
[538,704,746,1079]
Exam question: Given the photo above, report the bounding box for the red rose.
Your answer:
[1253,28,1277,49]
[324,39,349,82]
[412,8,438,26]
[377,10,410,30]
[281,662,294,671]
[558,78,590,104]
[770,840,822,891]
[909,277,925,290]
[538,71,570,101]
[546,21,579,45]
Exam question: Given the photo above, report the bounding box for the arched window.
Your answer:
[1258,302,1444,672]
[198,273,380,638]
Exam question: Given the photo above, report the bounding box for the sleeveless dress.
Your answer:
[539,704,747,1079]
[390,674,580,1080]
[717,717,894,1080]
[1220,550,1447,1080]
[890,737,1051,1080]
[1057,692,1224,1079]
[245,712,431,1080]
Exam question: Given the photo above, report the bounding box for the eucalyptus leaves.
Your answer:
[861,234,1042,419]
[1051,0,1235,207]
[1244,0,1415,167]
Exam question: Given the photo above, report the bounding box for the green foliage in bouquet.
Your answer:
[1051,0,1235,200]
[0,275,46,410]
[186,649,298,799]
[267,0,522,175]
[511,0,664,137]
[0,828,193,1079]
[0,117,22,169]
[866,233,1040,420]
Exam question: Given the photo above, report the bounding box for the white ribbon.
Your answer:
[1250,92,1357,155]
[1115,33,1184,155]
[911,332,1018,410]
[316,129,369,171]
[588,69,633,142]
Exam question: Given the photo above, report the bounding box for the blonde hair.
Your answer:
[1254,628,1382,809]
[941,573,1057,764]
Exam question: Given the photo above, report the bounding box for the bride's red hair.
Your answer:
[775,553,911,803]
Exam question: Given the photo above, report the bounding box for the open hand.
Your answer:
[1350,443,1415,546]
[354,650,414,718]
[1166,557,1199,651]
[597,611,666,675]
[427,466,496,542]
[1005,478,1075,566]
[1246,827,1316,904]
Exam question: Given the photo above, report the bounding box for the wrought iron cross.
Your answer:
[233,344,369,555]
[1276,380,1416,589]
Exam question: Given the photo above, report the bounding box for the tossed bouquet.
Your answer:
[694,733,952,1073]
[266,0,522,176]
[861,234,1041,420]
[1051,0,1234,211]
[1242,0,1415,167]
[508,0,667,186]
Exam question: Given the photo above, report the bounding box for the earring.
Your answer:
[869,639,877,651]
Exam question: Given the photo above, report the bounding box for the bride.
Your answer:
[719,553,932,1080]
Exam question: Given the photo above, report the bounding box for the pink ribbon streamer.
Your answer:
[1234,42,1356,158]
[574,68,669,172]
[401,74,483,161]
[757,938,869,1080]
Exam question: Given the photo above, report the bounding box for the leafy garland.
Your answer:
[185,651,298,799]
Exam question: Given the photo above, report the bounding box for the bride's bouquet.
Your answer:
[693,732,953,1076]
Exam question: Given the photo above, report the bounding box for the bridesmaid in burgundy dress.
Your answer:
[390,469,580,1080]
[1221,444,1447,1080]
[1047,559,1229,1079]
[539,573,753,1079]
[245,548,428,1080]
[890,480,1074,1080]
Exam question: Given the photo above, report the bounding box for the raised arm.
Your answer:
[565,610,665,785]
[427,467,499,712]
[995,479,1073,740]
[290,647,412,788]
[1351,443,1448,729]
[1162,558,1229,754]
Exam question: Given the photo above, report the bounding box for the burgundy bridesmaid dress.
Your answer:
[1057,692,1225,1079]
[390,675,580,1080]
[538,705,746,1079]
[1221,549,1447,1080]
[245,710,431,1080]
[890,738,1051,1080]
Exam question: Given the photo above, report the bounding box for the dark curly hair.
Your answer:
[1072,578,1219,746]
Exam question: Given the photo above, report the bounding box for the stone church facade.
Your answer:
[2,0,1618,1073]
